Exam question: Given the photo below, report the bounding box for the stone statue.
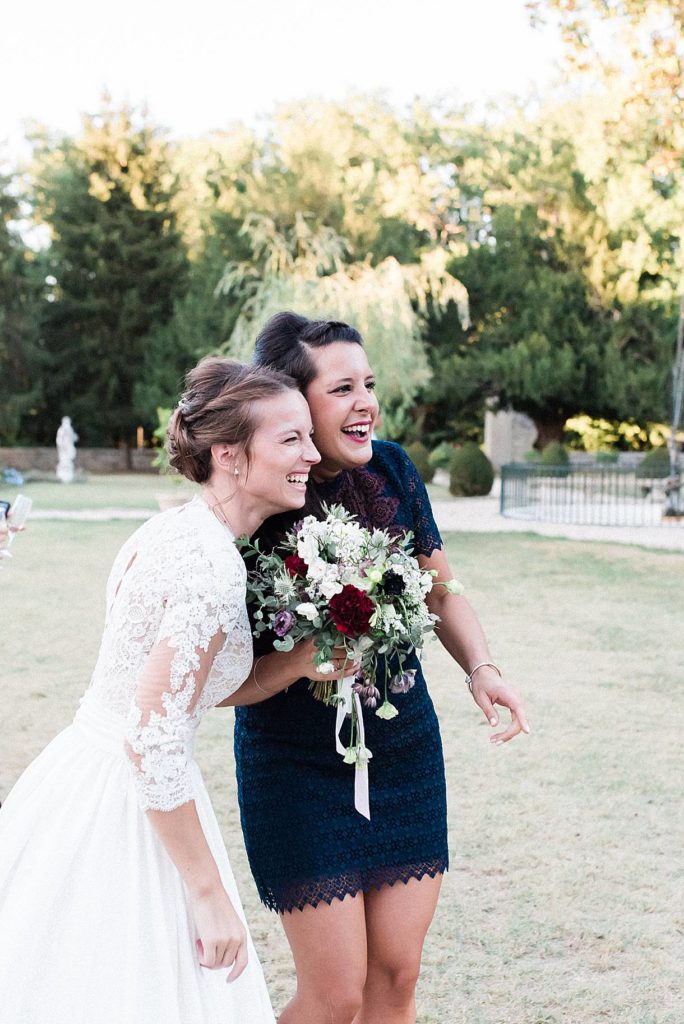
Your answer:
[484,402,538,470]
[56,416,78,483]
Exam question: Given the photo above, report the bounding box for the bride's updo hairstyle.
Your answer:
[167,357,296,484]
[253,311,363,390]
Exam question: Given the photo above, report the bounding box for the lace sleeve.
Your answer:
[399,446,443,556]
[125,573,237,812]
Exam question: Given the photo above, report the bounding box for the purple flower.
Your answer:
[389,670,417,695]
[273,609,296,637]
[361,684,381,709]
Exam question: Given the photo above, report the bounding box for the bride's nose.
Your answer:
[304,437,321,464]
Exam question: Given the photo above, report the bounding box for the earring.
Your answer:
[234,466,239,477]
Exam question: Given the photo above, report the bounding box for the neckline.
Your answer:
[193,493,236,540]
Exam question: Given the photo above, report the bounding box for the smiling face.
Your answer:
[303,342,380,479]
[239,390,320,517]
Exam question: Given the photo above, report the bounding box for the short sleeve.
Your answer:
[395,445,443,556]
[124,571,239,812]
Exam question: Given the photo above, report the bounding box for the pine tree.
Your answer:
[31,103,188,447]
[0,171,45,444]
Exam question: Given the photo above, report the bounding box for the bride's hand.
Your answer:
[190,887,248,982]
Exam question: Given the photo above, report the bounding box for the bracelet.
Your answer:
[465,661,501,693]
[253,656,273,697]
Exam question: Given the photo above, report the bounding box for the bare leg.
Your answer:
[278,893,368,1024]
[354,873,443,1024]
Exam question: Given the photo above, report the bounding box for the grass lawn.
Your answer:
[3,473,196,511]
[2,519,683,1023]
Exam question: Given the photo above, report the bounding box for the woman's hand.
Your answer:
[219,640,362,706]
[291,638,361,682]
[470,667,530,745]
[190,887,248,982]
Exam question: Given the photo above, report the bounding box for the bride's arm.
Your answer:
[125,578,248,978]
[146,802,247,980]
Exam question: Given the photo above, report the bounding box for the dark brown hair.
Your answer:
[167,357,297,484]
[253,311,363,390]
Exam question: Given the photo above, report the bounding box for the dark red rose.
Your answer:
[284,554,308,578]
[328,585,374,638]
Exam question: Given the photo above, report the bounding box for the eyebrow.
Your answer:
[327,374,376,385]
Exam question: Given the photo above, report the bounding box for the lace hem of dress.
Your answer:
[263,858,448,914]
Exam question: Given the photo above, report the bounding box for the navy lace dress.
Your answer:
[234,441,448,913]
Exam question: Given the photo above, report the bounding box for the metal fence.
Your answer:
[500,463,682,527]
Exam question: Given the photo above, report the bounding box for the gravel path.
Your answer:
[31,499,684,551]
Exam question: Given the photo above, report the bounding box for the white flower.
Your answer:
[298,534,322,567]
[320,578,344,600]
[296,602,319,622]
[317,661,335,675]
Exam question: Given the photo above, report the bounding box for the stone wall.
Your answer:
[0,447,158,474]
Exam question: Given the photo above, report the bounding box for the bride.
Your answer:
[0,358,346,1024]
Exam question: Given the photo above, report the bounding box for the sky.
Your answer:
[2,0,564,156]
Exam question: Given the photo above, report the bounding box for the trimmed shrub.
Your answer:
[635,447,671,479]
[539,441,570,466]
[449,443,494,496]
[405,441,435,484]
[428,441,455,471]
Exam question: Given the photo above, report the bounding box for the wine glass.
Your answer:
[7,494,32,545]
[0,507,11,561]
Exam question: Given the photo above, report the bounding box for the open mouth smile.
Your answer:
[341,423,372,443]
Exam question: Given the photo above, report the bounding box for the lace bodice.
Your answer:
[87,495,252,811]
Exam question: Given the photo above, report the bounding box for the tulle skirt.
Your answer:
[0,691,276,1024]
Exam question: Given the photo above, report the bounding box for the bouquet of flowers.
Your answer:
[242,505,463,817]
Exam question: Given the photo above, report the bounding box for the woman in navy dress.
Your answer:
[232,313,529,1024]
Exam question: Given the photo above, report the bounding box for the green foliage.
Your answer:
[4,89,680,451]
[428,441,454,470]
[421,103,678,443]
[635,446,671,479]
[30,102,189,446]
[448,443,494,496]
[0,173,44,443]
[202,98,468,439]
[151,407,173,474]
[528,0,684,173]
[539,442,570,466]
[404,442,435,483]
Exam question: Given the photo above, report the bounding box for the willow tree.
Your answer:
[218,215,467,439]
[206,98,469,439]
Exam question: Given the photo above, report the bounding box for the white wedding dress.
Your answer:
[0,496,276,1024]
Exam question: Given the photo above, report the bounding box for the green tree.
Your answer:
[0,169,45,444]
[420,106,677,444]
[30,102,188,447]
[206,99,469,438]
[528,0,684,172]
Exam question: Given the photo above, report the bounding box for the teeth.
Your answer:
[342,425,369,437]
[287,475,308,484]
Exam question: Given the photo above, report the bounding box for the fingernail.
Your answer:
[489,717,497,726]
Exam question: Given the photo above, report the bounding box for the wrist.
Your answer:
[187,875,224,901]
[465,660,501,693]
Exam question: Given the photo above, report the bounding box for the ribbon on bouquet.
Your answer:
[335,675,372,820]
